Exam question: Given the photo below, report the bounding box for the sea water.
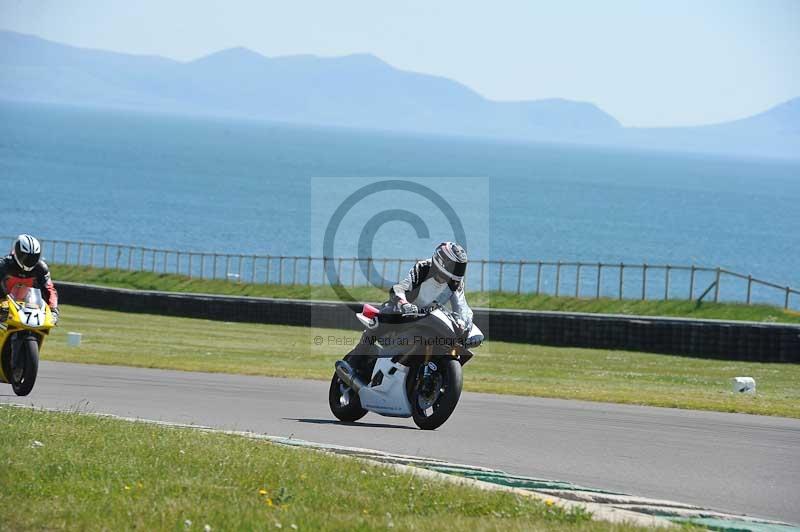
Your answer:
[1,101,798,303]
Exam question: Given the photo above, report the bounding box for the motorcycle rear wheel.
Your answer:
[411,358,462,430]
[328,356,367,422]
[11,337,39,397]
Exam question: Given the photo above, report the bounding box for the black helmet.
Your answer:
[432,242,467,282]
[12,234,41,272]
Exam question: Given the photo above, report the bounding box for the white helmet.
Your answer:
[432,242,467,282]
[12,234,41,272]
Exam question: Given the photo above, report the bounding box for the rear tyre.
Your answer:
[411,358,462,430]
[12,338,39,397]
[328,356,367,422]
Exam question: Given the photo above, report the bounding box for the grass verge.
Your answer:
[0,405,622,531]
[42,305,800,418]
[52,265,800,324]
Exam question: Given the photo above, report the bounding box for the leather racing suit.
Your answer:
[389,259,473,331]
[0,255,60,322]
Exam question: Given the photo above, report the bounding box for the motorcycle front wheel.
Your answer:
[410,358,462,430]
[11,337,39,397]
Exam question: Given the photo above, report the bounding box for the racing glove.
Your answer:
[398,300,418,315]
[452,315,469,338]
[51,306,59,325]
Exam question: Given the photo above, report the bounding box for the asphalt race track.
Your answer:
[4,361,799,524]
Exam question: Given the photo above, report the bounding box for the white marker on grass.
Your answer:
[67,332,82,347]
[732,377,756,394]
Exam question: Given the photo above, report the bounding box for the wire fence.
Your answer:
[4,236,798,309]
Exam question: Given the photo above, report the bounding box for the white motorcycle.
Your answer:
[329,303,483,430]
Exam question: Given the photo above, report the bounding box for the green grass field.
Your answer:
[43,305,800,418]
[3,406,633,531]
[52,265,800,324]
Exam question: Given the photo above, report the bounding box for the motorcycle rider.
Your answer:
[346,242,477,369]
[0,235,59,325]
[389,241,473,333]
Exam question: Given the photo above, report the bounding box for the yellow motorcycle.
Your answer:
[0,286,55,396]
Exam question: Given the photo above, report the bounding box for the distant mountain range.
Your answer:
[1,30,798,159]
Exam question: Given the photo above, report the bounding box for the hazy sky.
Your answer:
[1,0,798,127]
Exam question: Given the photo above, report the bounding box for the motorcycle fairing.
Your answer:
[357,357,412,417]
[0,288,53,384]
[465,323,484,347]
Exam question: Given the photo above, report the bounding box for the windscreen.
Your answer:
[8,286,44,309]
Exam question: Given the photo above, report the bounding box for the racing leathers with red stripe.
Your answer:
[0,255,59,323]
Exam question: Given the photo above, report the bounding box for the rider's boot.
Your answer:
[347,335,378,379]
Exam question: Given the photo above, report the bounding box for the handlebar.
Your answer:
[359,302,466,331]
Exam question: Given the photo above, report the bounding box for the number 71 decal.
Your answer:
[22,310,41,326]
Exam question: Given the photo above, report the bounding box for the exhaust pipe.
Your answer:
[335,360,365,392]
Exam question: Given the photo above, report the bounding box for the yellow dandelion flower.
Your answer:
[124,485,131,491]
[545,499,554,507]
[266,498,274,507]
[259,489,268,496]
